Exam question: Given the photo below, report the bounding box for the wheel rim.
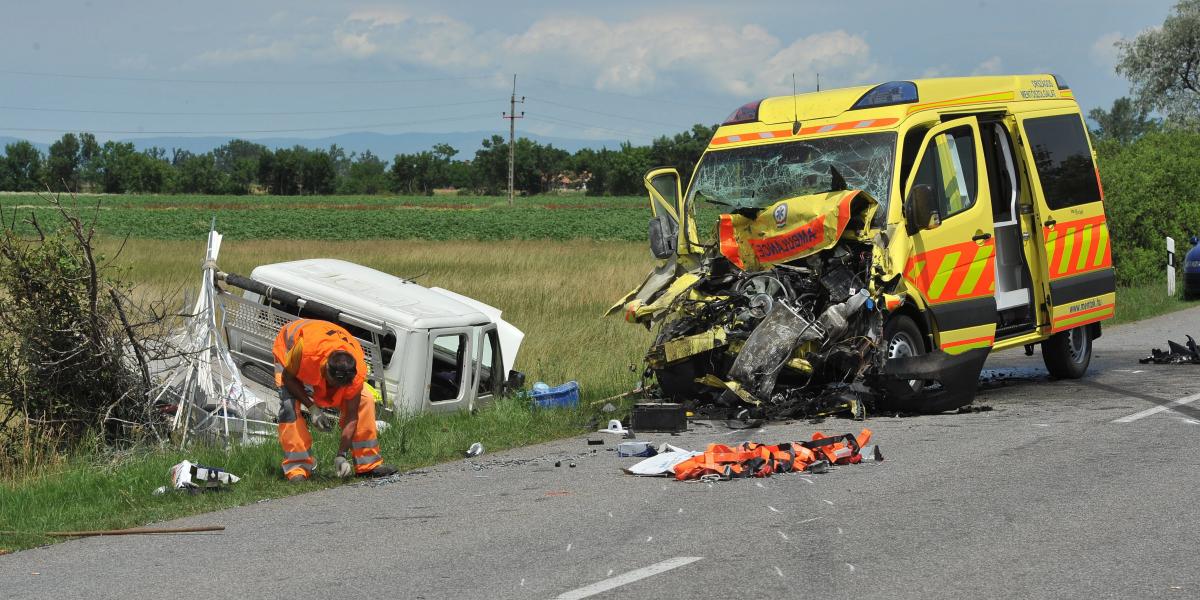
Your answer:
[888,331,922,389]
[1066,327,1089,364]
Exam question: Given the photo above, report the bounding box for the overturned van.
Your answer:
[613,74,1115,415]
[222,259,524,417]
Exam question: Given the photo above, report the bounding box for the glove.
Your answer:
[334,454,353,478]
[309,409,336,431]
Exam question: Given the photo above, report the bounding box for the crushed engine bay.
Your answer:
[614,188,983,419]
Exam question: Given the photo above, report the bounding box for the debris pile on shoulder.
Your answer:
[625,429,880,481]
[153,460,241,495]
[1140,335,1200,365]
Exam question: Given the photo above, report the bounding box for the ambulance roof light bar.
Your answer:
[849,81,918,111]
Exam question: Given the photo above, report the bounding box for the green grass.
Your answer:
[1112,281,1200,324]
[0,396,603,552]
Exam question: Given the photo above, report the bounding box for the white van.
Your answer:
[221,258,524,417]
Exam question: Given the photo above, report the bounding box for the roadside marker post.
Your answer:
[1167,236,1176,297]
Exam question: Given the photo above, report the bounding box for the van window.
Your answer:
[910,126,978,220]
[258,295,397,366]
[430,334,467,402]
[477,329,501,395]
[1022,114,1100,210]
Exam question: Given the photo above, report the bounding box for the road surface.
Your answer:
[4,306,1200,599]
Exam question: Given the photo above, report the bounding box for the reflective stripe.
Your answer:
[274,364,283,374]
[956,245,993,297]
[277,396,297,423]
[1092,226,1109,268]
[284,451,311,461]
[352,439,378,449]
[1076,224,1093,271]
[927,251,961,300]
[1056,227,1076,275]
[355,454,381,465]
[283,462,313,474]
[285,319,311,350]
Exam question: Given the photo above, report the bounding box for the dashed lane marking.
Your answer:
[1112,392,1200,423]
[553,557,704,600]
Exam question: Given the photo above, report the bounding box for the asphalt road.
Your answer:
[4,306,1200,600]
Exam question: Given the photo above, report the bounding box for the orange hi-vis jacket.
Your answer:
[673,429,875,480]
[272,319,368,409]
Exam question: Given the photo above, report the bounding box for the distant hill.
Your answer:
[1,131,629,158]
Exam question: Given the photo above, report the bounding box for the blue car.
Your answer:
[1186,236,1200,299]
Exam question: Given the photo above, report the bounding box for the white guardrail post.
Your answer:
[1167,236,1176,297]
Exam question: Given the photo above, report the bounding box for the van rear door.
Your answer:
[1014,110,1116,332]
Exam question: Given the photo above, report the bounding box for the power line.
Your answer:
[0,68,492,86]
[0,112,498,136]
[525,96,693,129]
[525,114,653,141]
[0,99,504,117]
[530,76,728,111]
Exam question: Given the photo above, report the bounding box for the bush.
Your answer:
[0,197,166,463]
[1097,129,1200,285]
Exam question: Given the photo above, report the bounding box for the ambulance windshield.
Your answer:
[689,132,896,211]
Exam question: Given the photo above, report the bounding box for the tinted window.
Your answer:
[1022,114,1100,210]
[910,126,978,220]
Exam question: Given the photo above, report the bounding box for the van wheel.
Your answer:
[1042,326,1092,379]
[877,315,926,404]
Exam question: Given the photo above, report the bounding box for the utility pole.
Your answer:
[502,74,525,206]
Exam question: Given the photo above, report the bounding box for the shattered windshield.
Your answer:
[688,132,897,211]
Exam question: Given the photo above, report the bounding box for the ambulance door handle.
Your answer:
[1043,218,1056,230]
[972,231,992,243]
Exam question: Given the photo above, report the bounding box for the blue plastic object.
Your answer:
[530,381,580,409]
[850,81,918,110]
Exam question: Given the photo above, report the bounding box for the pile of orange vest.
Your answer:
[673,429,876,481]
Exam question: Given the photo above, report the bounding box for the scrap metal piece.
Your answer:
[880,348,990,413]
[727,301,824,401]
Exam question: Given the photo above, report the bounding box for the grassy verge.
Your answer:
[0,396,604,552]
[1112,281,1200,325]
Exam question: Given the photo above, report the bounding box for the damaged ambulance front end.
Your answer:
[611,127,985,418]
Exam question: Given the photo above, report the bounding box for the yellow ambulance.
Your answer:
[615,74,1115,414]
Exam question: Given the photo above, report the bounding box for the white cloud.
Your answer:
[190,12,878,98]
[971,56,1003,75]
[1090,31,1122,68]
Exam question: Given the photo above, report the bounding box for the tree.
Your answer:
[212,139,266,194]
[339,150,390,194]
[174,153,224,194]
[1,141,45,191]
[1115,0,1200,125]
[1088,97,1157,143]
[78,133,101,191]
[300,148,336,195]
[47,133,81,191]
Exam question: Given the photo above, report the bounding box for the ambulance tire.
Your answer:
[877,315,930,409]
[1042,326,1092,379]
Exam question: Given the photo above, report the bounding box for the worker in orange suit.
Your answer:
[272,319,397,482]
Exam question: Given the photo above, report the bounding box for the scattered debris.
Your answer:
[530,381,581,408]
[617,441,657,457]
[600,403,618,413]
[672,429,875,481]
[624,445,701,476]
[154,460,240,495]
[598,419,632,437]
[587,438,605,446]
[465,442,485,457]
[630,402,687,433]
[1140,335,1200,364]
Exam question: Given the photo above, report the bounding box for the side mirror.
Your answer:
[505,369,526,394]
[905,184,941,233]
[648,216,678,259]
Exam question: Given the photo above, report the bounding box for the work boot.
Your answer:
[359,463,399,478]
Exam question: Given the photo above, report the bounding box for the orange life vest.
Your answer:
[272,319,367,408]
[673,429,875,481]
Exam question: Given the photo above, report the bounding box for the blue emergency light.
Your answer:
[850,81,919,110]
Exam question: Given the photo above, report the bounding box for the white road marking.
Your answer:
[1112,393,1200,423]
[554,557,704,600]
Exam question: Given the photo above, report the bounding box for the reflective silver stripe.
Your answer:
[274,364,283,374]
[283,451,311,461]
[352,439,378,449]
[285,319,311,350]
[282,462,313,474]
[354,454,381,465]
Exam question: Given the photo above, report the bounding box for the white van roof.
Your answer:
[249,259,491,330]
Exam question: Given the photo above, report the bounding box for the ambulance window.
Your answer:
[429,334,467,402]
[911,126,978,220]
[1022,114,1100,209]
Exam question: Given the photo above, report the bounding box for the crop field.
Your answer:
[0,193,727,241]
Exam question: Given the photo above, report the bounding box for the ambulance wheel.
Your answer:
[878,315,926,403]
[1042,326,1091,379]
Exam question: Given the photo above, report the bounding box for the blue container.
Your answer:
[530,381,580,409]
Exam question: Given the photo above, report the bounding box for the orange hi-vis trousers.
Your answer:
[277,386,383,480]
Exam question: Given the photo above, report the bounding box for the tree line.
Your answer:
[0,124,717,197]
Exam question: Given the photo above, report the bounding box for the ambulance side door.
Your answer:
[1013,109,1115,333]
[901,116,999,353]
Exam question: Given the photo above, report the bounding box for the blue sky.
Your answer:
[0,0,1176,145]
